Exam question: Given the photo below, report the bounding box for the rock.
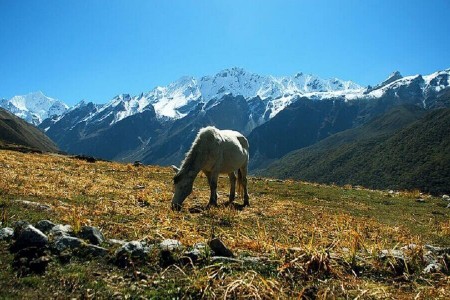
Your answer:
[183,243,208,262]
[53,236,85,252]
[379,249,405,260]
[442,194,450,201]
[424,245,450,255]
[133,161,143,167]
[35,220,56,234]
[115,241,153,267]
[423,263,443,273]
[159,239,182,251]
[14,200,52,211]
[108,239,127,246]
[447,203,450,209]
[12,221,31,239]
[11,225,48,252]
[0,227,14,241]
[78,226,105,245]
[400,244,419,251]
[208,238,234,257]
[49,224,74,237]
[80,244,109,257]
[416,198,425,203]
[115,241,152,259]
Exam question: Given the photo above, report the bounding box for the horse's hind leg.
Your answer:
[239,166,250,206]
[227,172,236,204]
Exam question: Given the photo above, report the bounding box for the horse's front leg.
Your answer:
[207,172,219,208]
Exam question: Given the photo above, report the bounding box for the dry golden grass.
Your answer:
[1,149,449,299]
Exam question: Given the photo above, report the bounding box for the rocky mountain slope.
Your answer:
[0,108,58,153]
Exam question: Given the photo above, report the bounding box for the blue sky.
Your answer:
[1,0,449,105]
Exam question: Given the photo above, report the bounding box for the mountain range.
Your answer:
[1,67,450,193]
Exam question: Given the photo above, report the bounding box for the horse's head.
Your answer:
[171,165,194,211]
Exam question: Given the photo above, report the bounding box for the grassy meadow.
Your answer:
[0,149,449,299]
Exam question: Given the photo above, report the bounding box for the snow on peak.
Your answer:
[140,67,363,119]
[0,91,69,125]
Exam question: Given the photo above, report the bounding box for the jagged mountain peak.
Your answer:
[0,91,68,125]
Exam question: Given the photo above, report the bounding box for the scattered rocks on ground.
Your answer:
[209,238,234,257]
[78,226,105,245]
[35,220,56,234]
[0,227,14,241]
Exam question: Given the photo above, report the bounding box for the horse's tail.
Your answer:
[237,169,244,199]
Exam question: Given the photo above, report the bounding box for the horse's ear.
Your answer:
[171,165,180,173]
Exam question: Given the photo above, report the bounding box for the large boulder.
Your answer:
[11,225,48,252]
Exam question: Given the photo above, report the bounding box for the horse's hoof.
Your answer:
[171,203,182,211]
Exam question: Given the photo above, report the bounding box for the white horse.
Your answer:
[171,126,249,211]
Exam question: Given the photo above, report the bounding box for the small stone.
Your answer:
[416,198,425,203]
[12,225,48,251]
[447,203,450,209]
[115,241,152,267]
[49,224,74,238]
[108,239,127,246]
[209,238,234,257]
[53,236,85,252]
[442,194,450,201]
[423,263,443,274]
[159,239,182,251]
[379,249,405,260]
[78,226,105,245]
[35,220,56,234]
[14,200,52,211]
[133,161,143,167]
[0,227,14,241]
[424,245,450,255]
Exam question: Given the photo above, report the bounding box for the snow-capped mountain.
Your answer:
[27,66,450,167]
[143,67,363,119]
[0,91,69,125]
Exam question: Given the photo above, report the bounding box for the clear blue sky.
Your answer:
[1,0,449,106]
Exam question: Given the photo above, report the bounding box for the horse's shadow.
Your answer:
[188,202,247,214]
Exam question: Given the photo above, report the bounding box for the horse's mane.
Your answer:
[174,126,220,183]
